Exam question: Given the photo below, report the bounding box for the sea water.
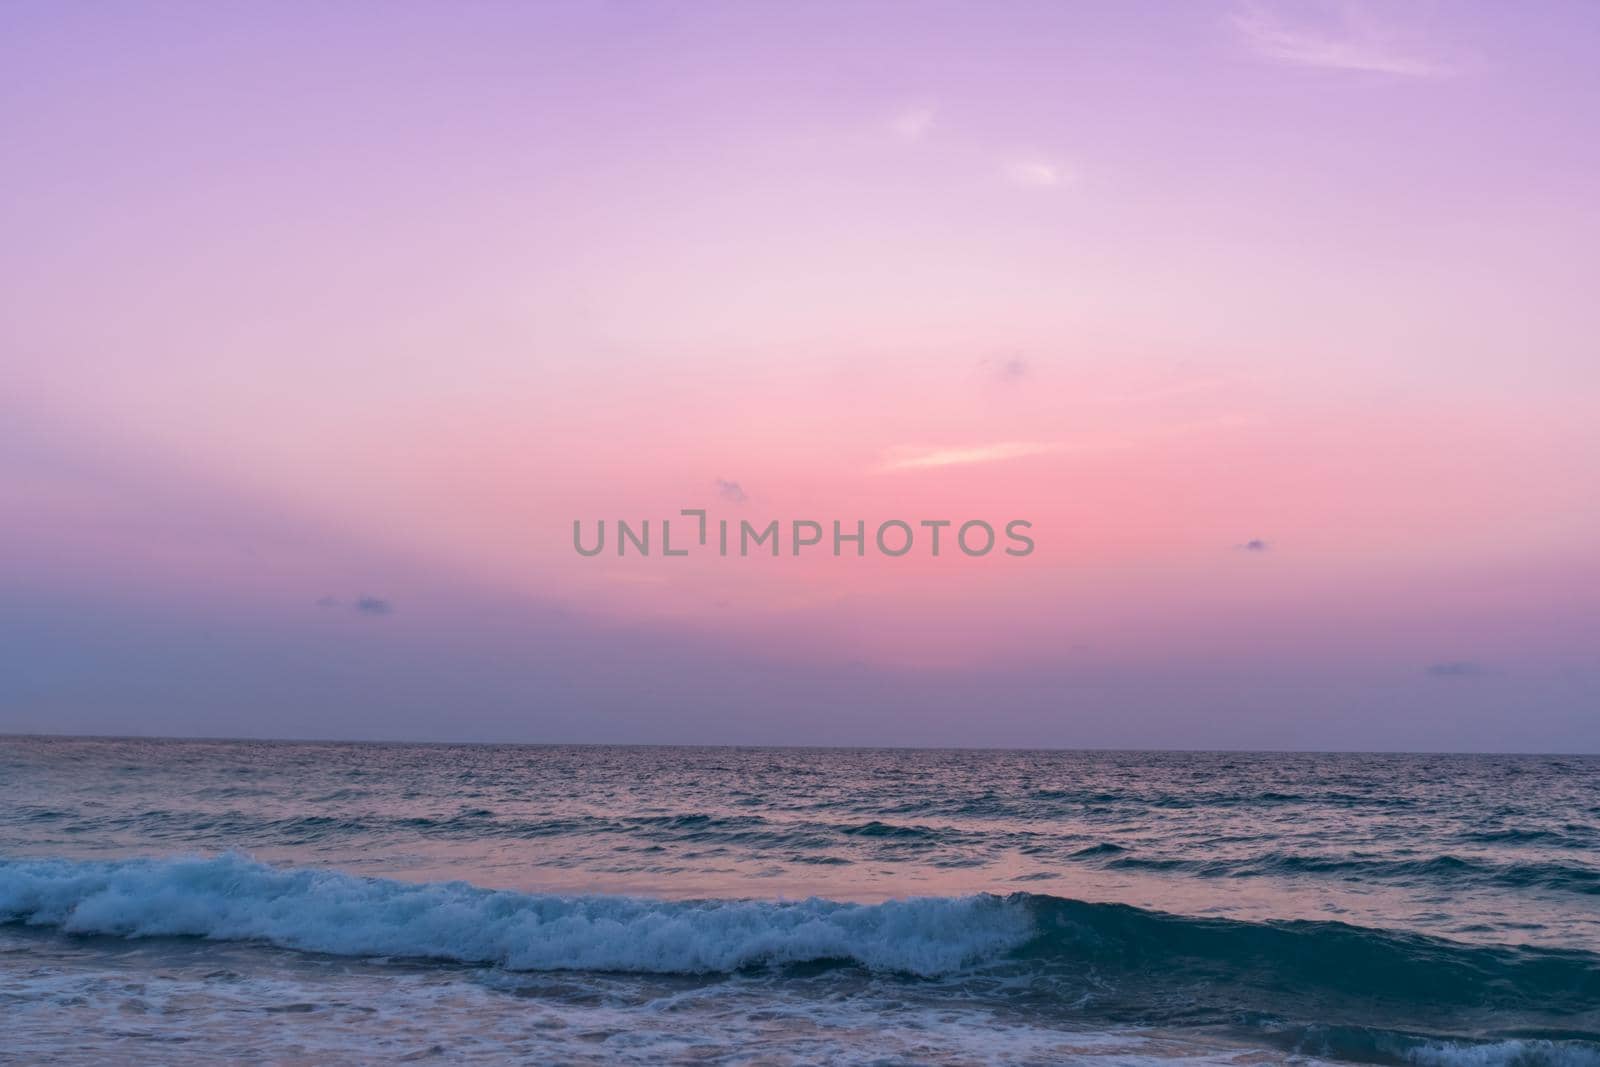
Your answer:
[2,738,1597,1064]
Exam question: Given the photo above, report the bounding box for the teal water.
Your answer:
[2,738,1597,1064]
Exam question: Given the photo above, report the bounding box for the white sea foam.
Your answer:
[0,933,1306,1066]
[0,853,1035,977]
[1408,1041,1600,1067]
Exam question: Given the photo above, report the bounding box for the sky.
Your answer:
[2,1,1597,750]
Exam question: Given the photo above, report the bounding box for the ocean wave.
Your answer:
[1023,896,1600,1017]
[1098,850,1600,896]
[0,853,1033,977]
[1406,1039,1600,1067]
[1253,1026,1600,1067]
[4,854,1600,1057]
[5,855,1600,1016]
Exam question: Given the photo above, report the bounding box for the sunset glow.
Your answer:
[2,1,1597,749]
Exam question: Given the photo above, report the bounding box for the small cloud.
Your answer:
[1426,660,1485,679]
[315,596,341,608]
[1230,3,1455,78]
[1237,539,1269,552]
[1003,160,1069,189]
[888,106,935,142]
[355,596,393,616]
[978,354,1029,382]
[714,478,748,504]
[878,441,1061,472]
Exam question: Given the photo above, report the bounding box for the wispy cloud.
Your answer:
[714,478,748,503]
[878,441,1061,472]
[1003,160,1069,189]
[888,106,936,142]
[1230,3,1454,78]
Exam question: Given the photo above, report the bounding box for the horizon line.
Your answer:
[1,730,1593,758]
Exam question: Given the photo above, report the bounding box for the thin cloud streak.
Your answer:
[877,441,1062,473]
[889,106,935,142]
[1427,660,1487,679]
[1230,4,1455,78]
[1003,160,1069,189]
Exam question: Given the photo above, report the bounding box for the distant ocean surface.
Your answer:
[2,739,1598,1065]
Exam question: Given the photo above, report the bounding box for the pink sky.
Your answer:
[2,1,1597,748]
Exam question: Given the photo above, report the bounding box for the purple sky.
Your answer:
[2,1,1598,749]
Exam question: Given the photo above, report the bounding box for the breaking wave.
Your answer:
[5,853,1599,1063]
[0,853,1032,977]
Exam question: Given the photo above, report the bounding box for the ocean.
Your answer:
[2,738,1597,1065]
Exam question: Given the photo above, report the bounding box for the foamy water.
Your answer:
[3,738,1597,1064]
